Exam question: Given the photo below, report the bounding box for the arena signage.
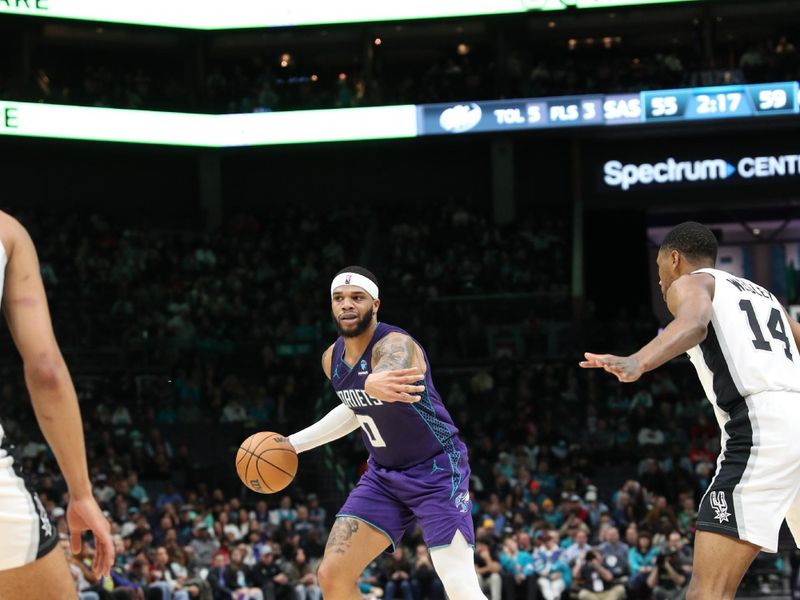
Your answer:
[1,106,19,129]
[0,0,48,12]
[603,155,800,191]
[0,0,700,29]
[0,101,418,146]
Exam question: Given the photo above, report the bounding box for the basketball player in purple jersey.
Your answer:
[288,267,485,600]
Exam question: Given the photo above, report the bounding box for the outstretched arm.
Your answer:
[287,345,360,453]
[580,274,713,382]
[1,213,114,575]
[365,332,426,402]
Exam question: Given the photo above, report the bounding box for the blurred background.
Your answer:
[1,1,799,598]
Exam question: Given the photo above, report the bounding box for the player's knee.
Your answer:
[316,560,338,592]
[317,559,355,595]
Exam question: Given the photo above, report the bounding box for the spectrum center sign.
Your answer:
[602,154,800,191]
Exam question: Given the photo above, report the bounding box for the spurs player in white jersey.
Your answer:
[0,212,113,598]
[580,221,800,600]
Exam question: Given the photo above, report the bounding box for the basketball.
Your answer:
[235,432,298,494]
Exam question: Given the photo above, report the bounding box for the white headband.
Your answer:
[330,272,379,299]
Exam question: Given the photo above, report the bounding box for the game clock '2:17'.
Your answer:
[643,82,799,123]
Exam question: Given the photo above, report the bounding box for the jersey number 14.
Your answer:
[739,300,793,360]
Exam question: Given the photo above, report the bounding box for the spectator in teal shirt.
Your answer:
[495,452,515,480]
[628,532,659,598]
[500,536,534,576]
[532,460,558,499]
[500,536,537,600]
[540,499,564,529]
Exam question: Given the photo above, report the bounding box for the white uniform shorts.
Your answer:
[698,391,800,552]
[0,425,58,571]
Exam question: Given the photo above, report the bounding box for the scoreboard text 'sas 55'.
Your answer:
[642,82,799,122]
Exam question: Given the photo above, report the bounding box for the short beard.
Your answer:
[334,309,374,338]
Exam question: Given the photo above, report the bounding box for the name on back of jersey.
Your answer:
[726,276,771,300]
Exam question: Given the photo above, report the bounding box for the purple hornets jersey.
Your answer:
[329,322,461,470]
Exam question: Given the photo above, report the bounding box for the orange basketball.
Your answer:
[235,431,298,494]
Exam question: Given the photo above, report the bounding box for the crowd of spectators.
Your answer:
[7,204,571,368]
[2,25,796,113]
[0,205,792,599]
[12,208,362,364]
[382,202,569,300]
[49,483,330,600]
[26,354,786,600]
[22,353,737,600]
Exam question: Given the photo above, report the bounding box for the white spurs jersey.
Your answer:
[686,268,800,414]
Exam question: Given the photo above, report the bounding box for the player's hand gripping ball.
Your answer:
[236,432,298,493]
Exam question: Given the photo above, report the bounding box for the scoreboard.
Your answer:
[419,82,800,135]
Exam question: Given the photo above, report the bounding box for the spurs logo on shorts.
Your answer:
[33,493,54,538]
[0,446,60,569]
[709,491,730,524]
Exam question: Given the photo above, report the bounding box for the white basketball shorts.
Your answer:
[697,391,800,552]
[0,425,59,571]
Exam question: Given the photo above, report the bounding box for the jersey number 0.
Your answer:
[355,415,387,447]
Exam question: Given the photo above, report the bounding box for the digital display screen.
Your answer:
[420,83,798,136]
[0,0,703,30]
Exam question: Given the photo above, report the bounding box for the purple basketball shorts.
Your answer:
[337,438,474,550]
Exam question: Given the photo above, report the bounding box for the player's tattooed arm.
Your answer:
[372,333,418,373]
[325,517,361,555]
[366,333,426,403]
